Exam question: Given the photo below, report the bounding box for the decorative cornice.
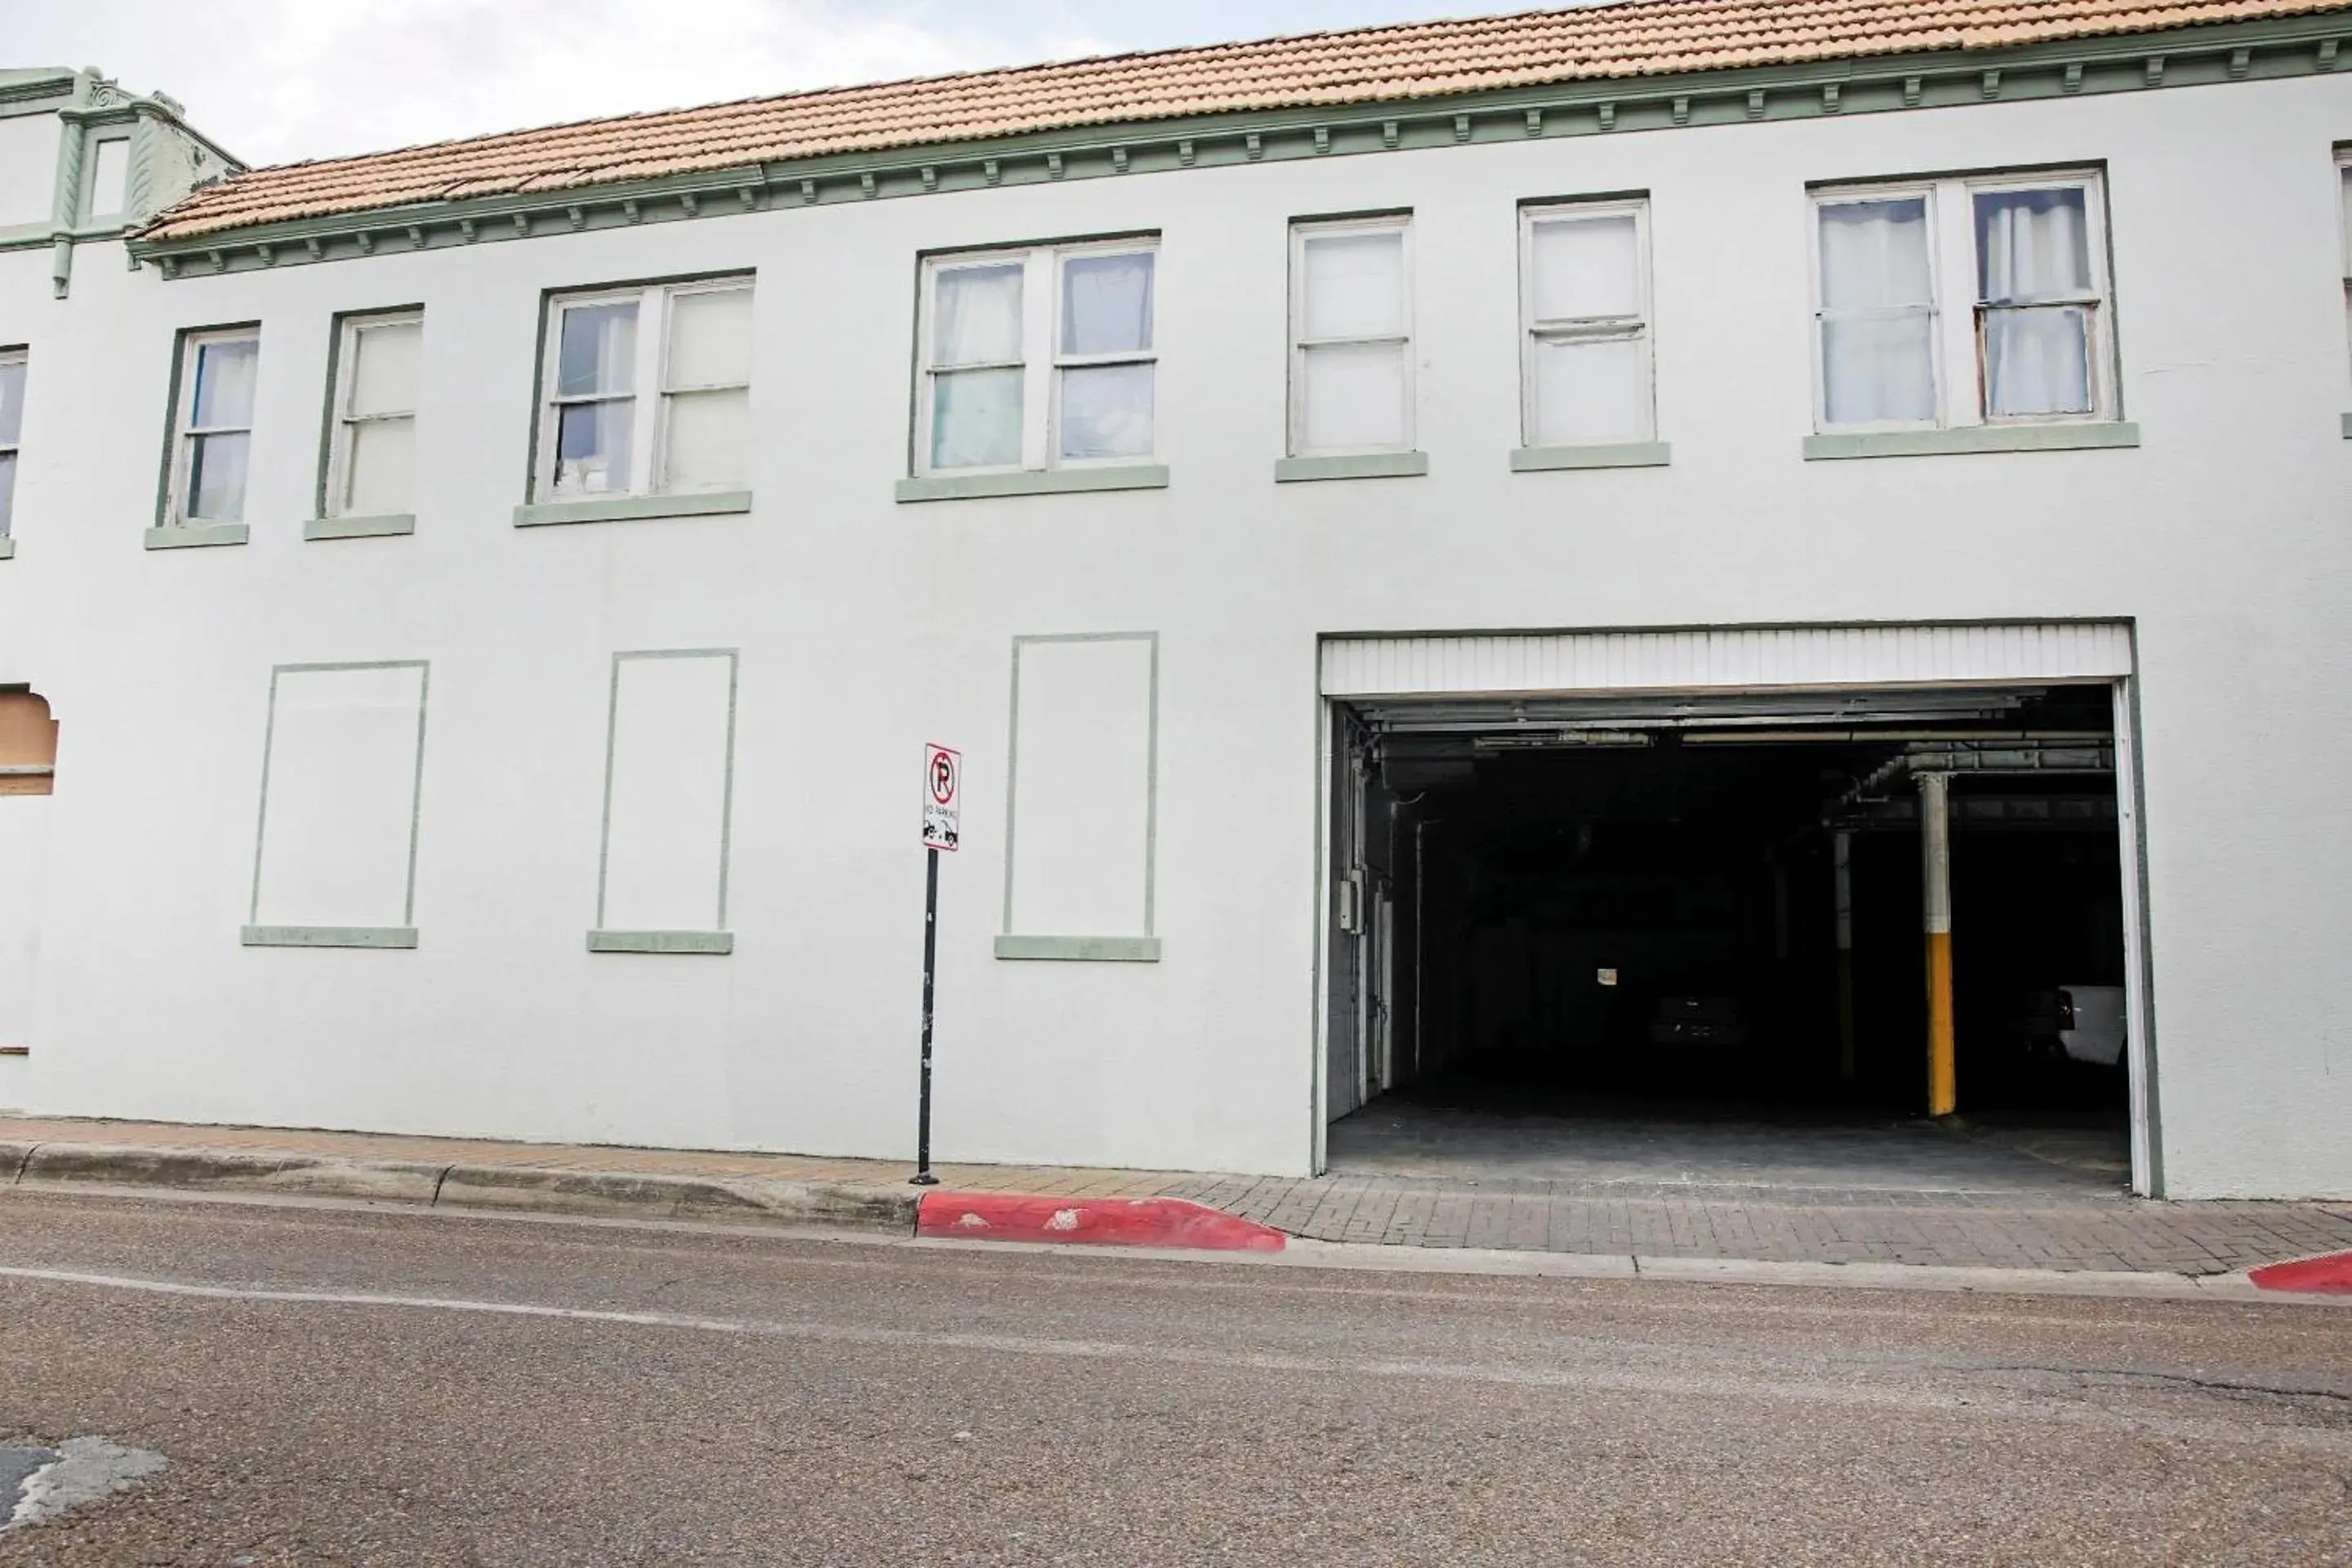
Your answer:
[131,10,2352,279]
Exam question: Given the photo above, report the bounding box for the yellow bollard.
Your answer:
[1919,772,1956,1117]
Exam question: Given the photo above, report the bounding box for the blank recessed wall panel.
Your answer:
[1002,635,1157,951]
[595,651,738,942]
[247,662,428,941]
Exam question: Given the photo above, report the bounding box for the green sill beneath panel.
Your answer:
[993,934,1162,963]
[1510,441,1673,473]
[894,465,1169,504]
[305,512,416,541]
[241,924,417,949]
[2341,412,2352,441]
[1276,451,1429,483]
[587,929,736,956]
[145,523,250,550]
[1802,422,2140,461]
[513,490,752,528]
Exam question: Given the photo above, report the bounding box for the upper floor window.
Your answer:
[1290,216,1413,457]
[326,310,421,520]
[167,327,259,526]
[83,136,130,225]
[1521,199,1654,448]
[1811,170,2114,433]
[915,239,1157,475]
[537,278,751,501]
[0,348,23,540]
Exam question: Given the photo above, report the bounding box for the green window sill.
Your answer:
[1510,441,1672,473]
[242,924,417,949]
[894,465,1169,503]
[1802,423,2140,461]
[1276,451,1428,483]
[2341,412,2352,440]
[993,934,1162,963]
[146,523,250,550]
[514,490,752,528]
[587,929,735,956]
[0,537,13,560]
[306,513,415,541]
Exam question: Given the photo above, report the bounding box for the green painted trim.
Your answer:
[240,924,417,949]
[0,537,13,560]
[1276,452,1428,483]
[304,513,414,541]
[2341,412,2352,440]
[894,465,1169,503]
[1802,422,2141,461]
[144,523,247,549]
[993,934,1162,963]
[131,12,2352,278]
[513,491,752,528]
[247,660,432,933]
[1001,631,1161,943]
[594,648,741,936]
[1510,441,1673,472]
[587,929,736,955]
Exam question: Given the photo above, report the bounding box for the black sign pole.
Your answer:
[911,843,941,1187]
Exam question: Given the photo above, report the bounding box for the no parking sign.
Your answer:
[922,743,960,851]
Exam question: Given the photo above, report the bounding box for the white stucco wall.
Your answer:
[0,70,2347,1192]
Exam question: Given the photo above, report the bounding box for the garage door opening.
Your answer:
[1324,679,2136,1195]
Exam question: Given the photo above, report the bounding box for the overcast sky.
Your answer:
[12,0,1517,167]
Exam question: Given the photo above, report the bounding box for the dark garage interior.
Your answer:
[1326,684,2132,1192]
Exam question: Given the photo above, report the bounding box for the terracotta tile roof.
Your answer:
[145,0,2346,242]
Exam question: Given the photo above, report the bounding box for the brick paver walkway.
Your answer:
[7,1116,2350,1277]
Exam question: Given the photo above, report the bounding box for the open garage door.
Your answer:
[1317,624,2156,1196]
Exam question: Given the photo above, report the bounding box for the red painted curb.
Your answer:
[917,1192,1286,1252]
[2249,1251,2352,1294]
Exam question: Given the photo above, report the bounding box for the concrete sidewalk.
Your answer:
[5,1115,2351,1280]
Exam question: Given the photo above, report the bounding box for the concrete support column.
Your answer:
[1834,830,1855,1084]
[1919,772,1956,1117]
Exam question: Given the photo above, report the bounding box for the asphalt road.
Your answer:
[0,1190,2346,1566]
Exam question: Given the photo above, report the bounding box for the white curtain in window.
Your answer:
[666,289,752,387]
[1976,189,2092,417]
[1530,215,1638,322]
[557,303,635,397]
[1818,199,1935,425]
[933,265,1024,469]
[934,265,1022,366]
[1061,253,1152,354]
[192,338,259,429]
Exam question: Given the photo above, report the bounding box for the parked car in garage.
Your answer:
[2016,986,2127,1067]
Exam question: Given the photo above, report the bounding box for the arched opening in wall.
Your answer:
[0,688,57,794]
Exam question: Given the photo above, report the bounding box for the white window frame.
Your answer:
[0,345,23,538]
[912,237,1160,478]
[1518,198,1655,448]
[1810,168,2114,435]
[167,325,260,527]
[533,275,753,503]
[325,310,421,519]
[1289,214,1415,458]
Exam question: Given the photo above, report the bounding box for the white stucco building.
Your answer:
[2,0,2349,1198]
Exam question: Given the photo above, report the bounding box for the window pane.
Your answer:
[88,138,130,218]
[1301,341,1405,452]
[0,452,15,537]
[1061,252,1154,355]
[663,386,748,491]
[345,416,415,515]
[187,430,250,521]
[1303,231,1405,341]
[930,368,1022,469]
[1059,363,1154,460]
[190,337,259,429]
[1984,306,2091,416]
[1530,215,1640,322]
[347,320,421,418]
[1532,336,1649,446]
[933,264,1024,367]
[1822,314,1935,425]
[1819,199,1931,310]
[555,399,633,494]
[557,302,638,398]
[666,287,753,389]
[1976,187,2091,303]
[0,359,22,445]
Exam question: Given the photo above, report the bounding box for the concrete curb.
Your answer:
[6,1141,918,1235]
